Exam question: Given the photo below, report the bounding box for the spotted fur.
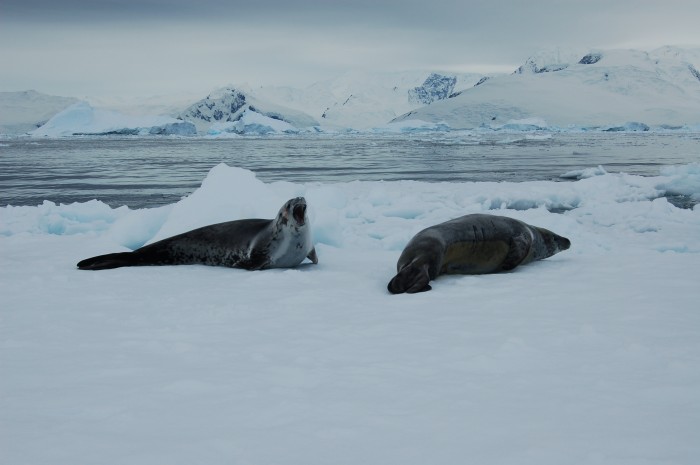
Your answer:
[77,198,317,271]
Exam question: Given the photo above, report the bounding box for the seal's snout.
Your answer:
[556,235,571,251]
[387,264,432,294]
[281,197,307,226]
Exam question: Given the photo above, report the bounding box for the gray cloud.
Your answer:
[2,0,700,99]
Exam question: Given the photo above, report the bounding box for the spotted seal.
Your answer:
[77,197,317,271]
[387,213,570,294]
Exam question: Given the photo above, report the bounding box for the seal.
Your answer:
[387,213,570,294]
[77,197,318,271]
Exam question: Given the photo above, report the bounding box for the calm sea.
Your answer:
[1,132,699,209]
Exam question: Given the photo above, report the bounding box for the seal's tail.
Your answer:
[77,252,136,270]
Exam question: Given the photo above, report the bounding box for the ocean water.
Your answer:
[1,132,699,209]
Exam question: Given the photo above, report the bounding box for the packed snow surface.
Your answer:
[2,164,700,464]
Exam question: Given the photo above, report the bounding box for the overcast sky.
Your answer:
[2,0,700,99]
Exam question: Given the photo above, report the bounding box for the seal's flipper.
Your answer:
[77,252,135,270]
[239,247,271,270]
[501,231,532,271]
[307,247,318,264]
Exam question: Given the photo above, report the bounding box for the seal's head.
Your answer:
[536,227,571,257]
[276,197,309,230]
[271,197,318,267]
[555,235,571,252]
[387,262,432,294]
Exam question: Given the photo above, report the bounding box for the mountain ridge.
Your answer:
[392,47,700,129]
[4,46,700,135]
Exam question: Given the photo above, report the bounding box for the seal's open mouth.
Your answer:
[293,204,306,225]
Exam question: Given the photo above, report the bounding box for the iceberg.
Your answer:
[31,101,195,136]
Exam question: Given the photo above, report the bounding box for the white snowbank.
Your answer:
[2,163,699,465]
[660,163,700,200]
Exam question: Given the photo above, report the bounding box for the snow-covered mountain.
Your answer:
[245,70,483,129]
[393,47,700,129]
[0,90,79,134]
[408,73,459,104]
[4,47,700,136]
[176,71,482,133]
[179,87,319,133]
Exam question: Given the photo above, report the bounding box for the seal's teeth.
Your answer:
[293,205,306,224]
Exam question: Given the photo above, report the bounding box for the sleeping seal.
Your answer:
[77,197,318,271]
[387,213,570,294]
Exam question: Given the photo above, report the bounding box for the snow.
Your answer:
[4,47,700,137]
[370,119,451,133]
[560,165,608,180]
[393,48,700,130]
[497,117,549,131]
[207,109,300,136]
[2,163,700,464]
[181,87,319,134]
[31,101,196,137]
[247,70,483,130]
[177,71,481,134]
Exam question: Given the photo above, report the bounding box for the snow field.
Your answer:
[1,163,699,464]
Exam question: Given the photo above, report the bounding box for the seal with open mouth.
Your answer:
[77,197,318,271]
